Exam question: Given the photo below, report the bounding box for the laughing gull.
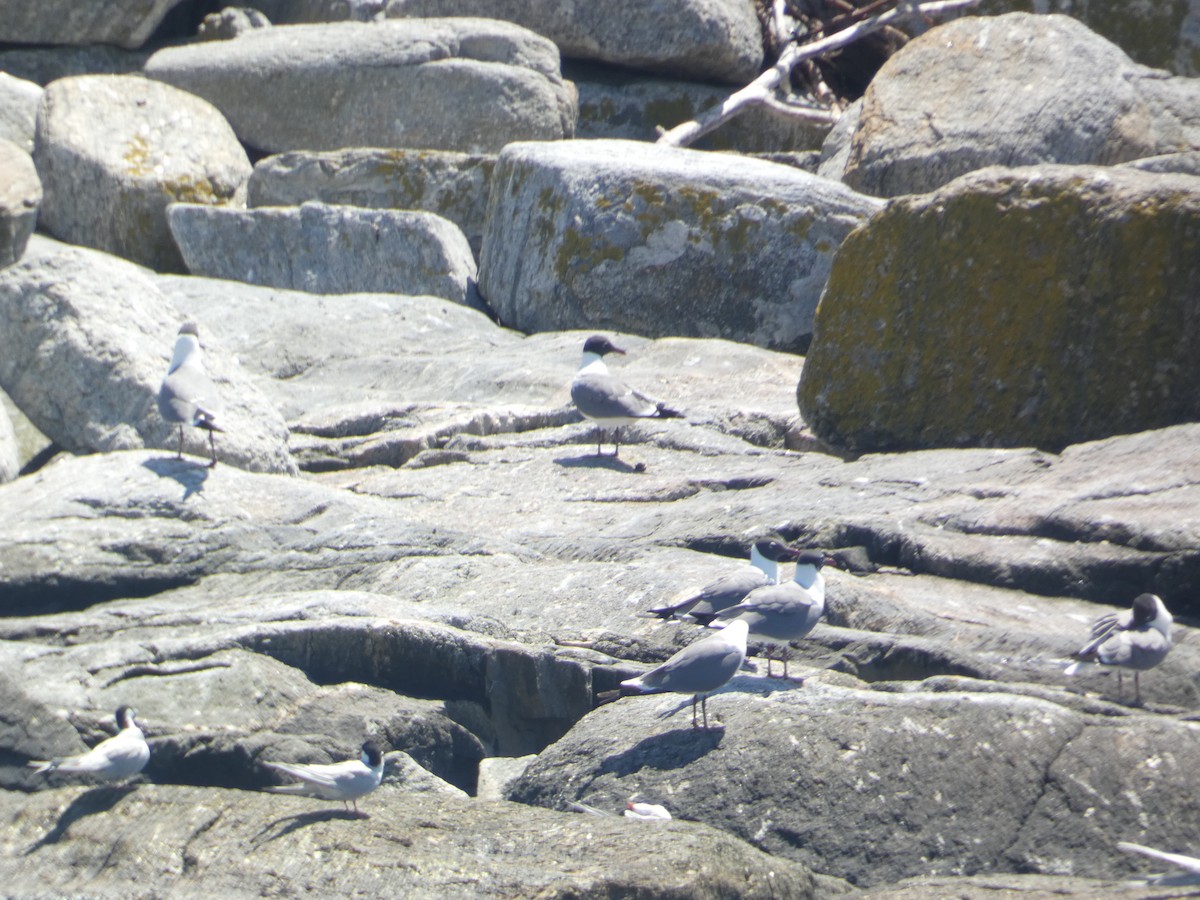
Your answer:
[28,706,150,782]
[159,322,223,467]
[703,549,834,679]
[644,539,801,620]
[601,619,749,730]
[1065,593,1172,704]
[570,335,682,457]
[625,801,672,821]
[264,741,385,815]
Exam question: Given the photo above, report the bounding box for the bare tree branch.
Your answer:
[657,0,981,148]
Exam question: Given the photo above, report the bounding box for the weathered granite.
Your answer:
[0,72,42,153]
[0,138,40,270]
[0,0,186,49]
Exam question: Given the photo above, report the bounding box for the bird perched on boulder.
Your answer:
[159,321,223,467]
[700,549,834,679]
[1065,593,1172,705]
[599,619,748,730]
[28,705,150,783]
[570,334,682,457]
[264,741,385,815]
[644,538,801,620]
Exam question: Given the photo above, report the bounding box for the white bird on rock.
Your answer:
[159,321,223,467]
[650,538,802,622]
[27,705,150,783]
[264,741,385,815]
[570,335,682,457]
[1064,593,1172,705]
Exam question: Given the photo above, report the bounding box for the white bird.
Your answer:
[27,705,150,782]
[159,321,223,467]
[570,335,682,457]
[1064,593,1172,704]
[601,619,749,730]
[1118,841,1200,885]
[648,538,802,621]
[624,801,672,821]
[704,549,834,679]
[264,741,385,815]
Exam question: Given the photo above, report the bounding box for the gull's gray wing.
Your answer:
[571,373,660,419]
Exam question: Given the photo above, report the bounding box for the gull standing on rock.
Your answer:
[264,741,385,815]
[159,322,223,467]
[702,549,834,679]
[570,335,682,457]
[600,619,749,730]
[27,706,151,783]
[644,538,802,620]
[1065,593,1172,705]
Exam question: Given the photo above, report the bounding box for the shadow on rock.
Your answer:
[251,807,366,845]
[142,457,211,499]
[599,728,724,778]
[25,784,138,853]
[554,454,645,474]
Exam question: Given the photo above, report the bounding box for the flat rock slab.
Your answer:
[0,138,40,270]
[0,237,295,473]
[168,201,480,308]
[479,139,882,353]
[835,13,1200,197]
[144,19,577,154]
[507,675,1200,887]
[33,75,250,272]
[799,165,1200,453]
[0,784,821,898]
[249,149,495,259]
[0,0,185,49]
[385,0,765,84]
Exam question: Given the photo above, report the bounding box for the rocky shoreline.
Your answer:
[2,2,1199,897]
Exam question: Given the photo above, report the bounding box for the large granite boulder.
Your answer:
[799,165,1200,454]
[143,20,577,154]
[507,674,1200,887]
[0,45,149,86]
[248,150,495,259]
[0,0,185,48]
[0,72,42,153]
[828,13,1200,197]
[384,0,765,84]
[167,201,481,308]
[0,139,40,270]
[0,236,296,473]
[33,75,251,272]
[479,139,882,352]
[0,401,17,483]
[250,0,386,22]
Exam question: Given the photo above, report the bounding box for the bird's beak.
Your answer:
[823,554,840,569]
[612,346,627,355]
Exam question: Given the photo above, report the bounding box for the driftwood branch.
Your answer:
[656,0,981,148]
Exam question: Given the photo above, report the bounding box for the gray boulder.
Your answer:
[248,149,495,259]
[0,139,40,270]
[479,139,882,352]
[144,20,577,154]
[250,0,385,21]
[0,0,186,49]
[507,675,1200,887]
[0,45,149,86]
[0,72,42,153]
[167,201,480,308]
[831,13,1200,197]
[0,236,296,473]
[0,401,16,483]
[799,165,1200,453]
[384,0,765,84]
[196,6,272,40]
[33,75,251,273]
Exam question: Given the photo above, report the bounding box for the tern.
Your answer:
[647,538,803,621]
[600,619,749,730]
[28,705,150,782]
[159,322,223,467]
[1065,593,1171,705]
[264,741,385,815]
[570,335,682,457]
[704,549,834,679]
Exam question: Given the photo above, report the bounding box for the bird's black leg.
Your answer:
[691,694,699,729]
[207,428,217,468]
[176,425,184,460]
[613,427,622,458]
[1134,672,1142,706]
[595,428,603,457]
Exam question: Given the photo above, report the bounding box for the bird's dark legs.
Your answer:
[691,694,699,728]
[1134,671,1142,706]
[595,428,603,456]
[207,428,217,468]
[613,427,622,458]
[176,425,184,460]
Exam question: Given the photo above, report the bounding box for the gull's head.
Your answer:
[115,706,139,730]
[361,741,384,768]
[582,334,626,359]
[1132,593,1171,635]
[753,538,802,564]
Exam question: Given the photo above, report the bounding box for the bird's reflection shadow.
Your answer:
[25,784,137,853]
[251,807,366,846]
[554,454,644,474]
[599,727,724,777]
[142,457,210,500]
